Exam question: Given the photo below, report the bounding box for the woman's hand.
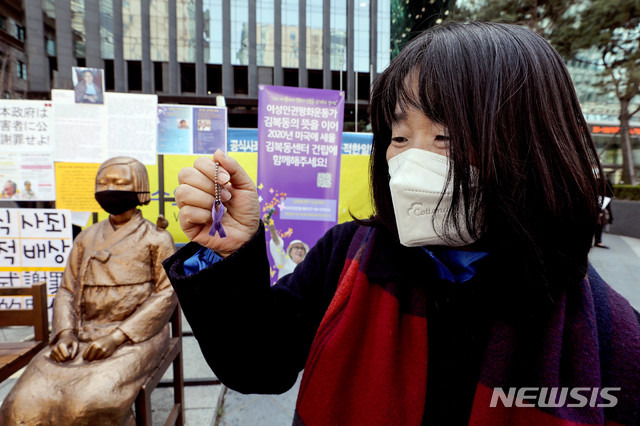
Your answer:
[83,329,128,362]
[50,330,79,363]
[175,150,260,257]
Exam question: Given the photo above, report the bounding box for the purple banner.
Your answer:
[258,85,344,285]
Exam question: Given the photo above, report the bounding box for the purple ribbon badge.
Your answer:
[209,201,227,238]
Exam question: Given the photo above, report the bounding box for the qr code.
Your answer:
[317,172,332,188]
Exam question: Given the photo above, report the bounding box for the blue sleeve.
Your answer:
[183,246,224,275]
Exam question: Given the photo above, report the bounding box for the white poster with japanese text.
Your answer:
[0,100,56,201]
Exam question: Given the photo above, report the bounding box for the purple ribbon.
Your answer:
[208,201,227,238]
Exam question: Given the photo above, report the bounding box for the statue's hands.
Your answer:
[175,150,260,257]
[83,329,129,362]
[50,330,79,363]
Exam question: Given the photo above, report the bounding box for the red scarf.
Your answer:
[294,226,640,425]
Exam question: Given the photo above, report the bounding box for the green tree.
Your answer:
[453,0,580,54]
[391,0,455,58]
[455,0,640,184]
[575,0,640,184]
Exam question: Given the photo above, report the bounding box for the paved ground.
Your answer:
[0,231,637,425]
[588,233,640,310]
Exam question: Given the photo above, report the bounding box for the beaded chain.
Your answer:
[208,161,227,238]
[214,162,221,206]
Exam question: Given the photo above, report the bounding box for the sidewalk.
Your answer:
[588,233,640,310]
[0,232,638,425]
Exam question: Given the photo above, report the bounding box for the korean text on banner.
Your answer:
[0,208,73,318]
[257,85,344,285]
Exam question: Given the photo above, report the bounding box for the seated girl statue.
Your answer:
[0,156,177,424]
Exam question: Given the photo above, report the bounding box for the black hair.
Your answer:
[366,21,602,292]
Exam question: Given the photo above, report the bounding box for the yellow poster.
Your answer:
[54,162,101,212]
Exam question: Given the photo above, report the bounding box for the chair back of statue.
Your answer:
[0,282,49,382]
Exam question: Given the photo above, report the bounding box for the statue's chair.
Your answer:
[134,303,185,426]
[0,282,49,382]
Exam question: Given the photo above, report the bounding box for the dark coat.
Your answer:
[163,221,640,424]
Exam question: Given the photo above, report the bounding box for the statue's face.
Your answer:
[96,164,134,192]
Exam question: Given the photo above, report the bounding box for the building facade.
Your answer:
[0,0,30,98]
[4,0,400,129]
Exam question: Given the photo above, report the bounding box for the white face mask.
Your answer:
[388,148,476,247]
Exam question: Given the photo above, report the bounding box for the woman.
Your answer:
[74,69,103,104]
[164,22,640,424]
[266,219,309,279]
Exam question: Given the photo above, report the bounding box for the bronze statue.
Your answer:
[0,157,178,424]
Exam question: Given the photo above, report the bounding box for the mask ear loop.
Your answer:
[208,162,227,238]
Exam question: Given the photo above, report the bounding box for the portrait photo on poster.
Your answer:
[72,67,105,105]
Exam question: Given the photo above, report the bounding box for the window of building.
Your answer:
[150,0,169,62]
[177,0,196,62]
[357,72,370,100]
[283,68,298,87]
[306,1,323,70]
[16,25,25,42]
[180,63,196,93]
[258,67,273,86]
[45,38,56,56]
[123,0,142,60]
[230,0,249,65]
[377,0,391,73]
[281,0,299,68]
[203,0,223,64]
[330,1,346,71]
[354,1,370,72]
[127,61,142,91]
[71,0,86,58]
[256,0,274,67]
[126,61,142,91]
[43,0,56,19]
[100,0,115,59]
[308,69,322,89]
[332,70,345,92]
[154,62,164,92]
[17,61,27,80]
[76,57,86,67]
[234,66,248,94]
[48,56,57,85]
[0,15,7,31]
[104,59,115,90]
[207,64,222,93]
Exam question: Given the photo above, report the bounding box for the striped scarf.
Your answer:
[294,226,640,425]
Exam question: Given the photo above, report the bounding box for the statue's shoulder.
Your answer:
[74,220,107,242]
[140,217,175,248]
